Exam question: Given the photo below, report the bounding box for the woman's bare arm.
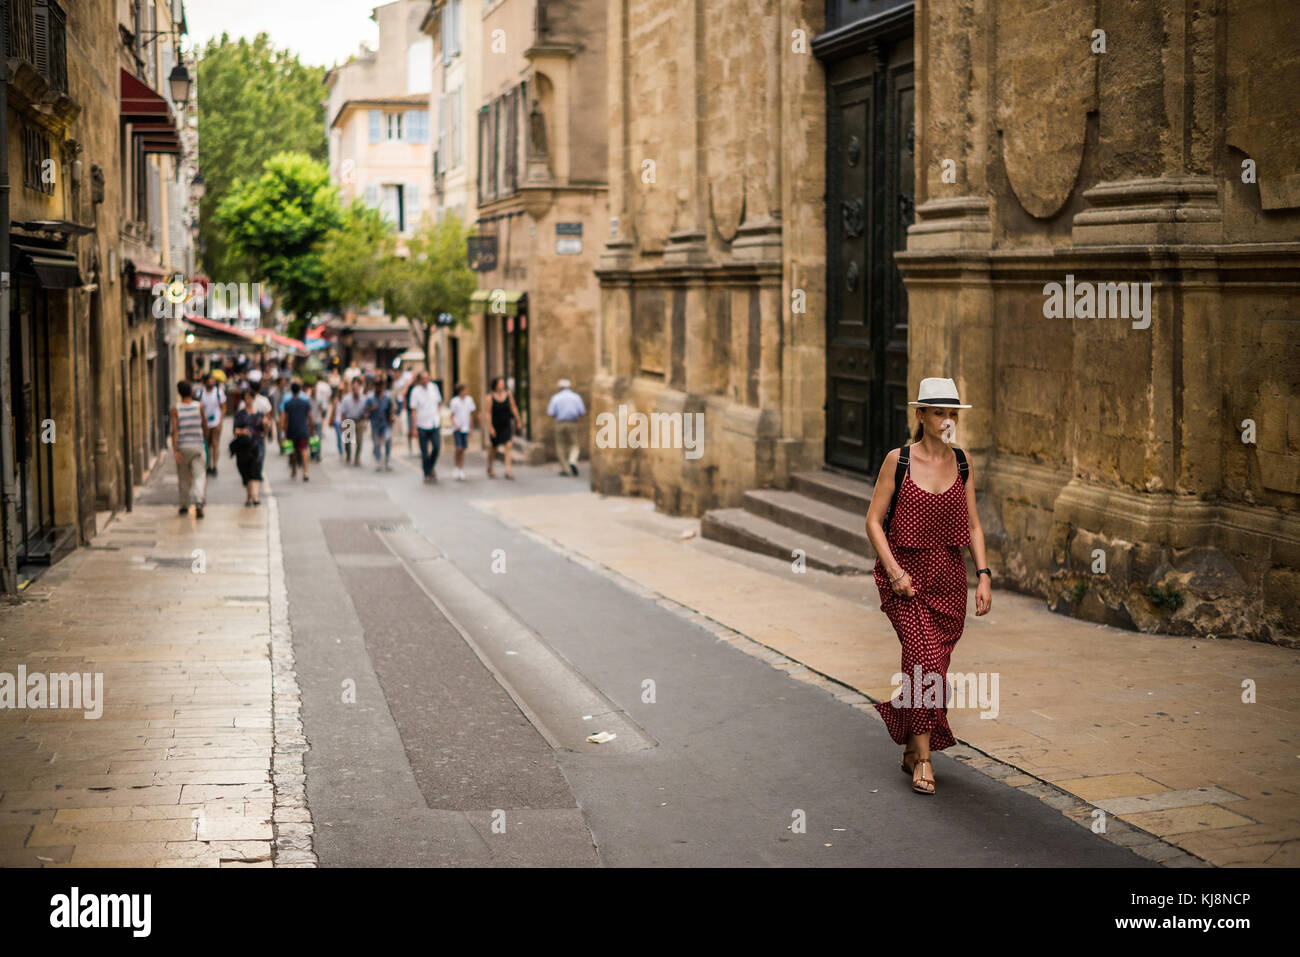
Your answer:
[865,449,911,593]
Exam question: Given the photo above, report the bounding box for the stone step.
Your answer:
[741,488,876,559]
[700,508,873,576]
[791,469,877,514]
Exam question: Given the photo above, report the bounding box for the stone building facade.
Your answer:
[2,0,195,589]
[900,0,1299,644]
[468,0,608,456]
[593,0,1298,644]
[593,0,827,513]
[325,0,432,373]
[423,0,484,401]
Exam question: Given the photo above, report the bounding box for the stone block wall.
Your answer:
[902,0,1300,644]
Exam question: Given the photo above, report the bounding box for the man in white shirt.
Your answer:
[407,371,444,483]
[196,372,226,477]
[313,377,333,449]
[447,382,477,481]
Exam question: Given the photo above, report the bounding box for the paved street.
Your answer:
[3,425,1295,867]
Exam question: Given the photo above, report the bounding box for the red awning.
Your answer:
[120,68,182,155]
[127,259,170,290]
[257,329,308,356]
[185,314,258,341]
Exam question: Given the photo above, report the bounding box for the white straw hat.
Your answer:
[908,377,972,409]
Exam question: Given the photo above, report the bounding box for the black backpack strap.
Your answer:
[882,447,909,538]
[955,447,969,484]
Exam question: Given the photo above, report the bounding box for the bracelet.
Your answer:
[888,570,907,583]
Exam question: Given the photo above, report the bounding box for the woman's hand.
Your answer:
[975,576,992,616]
[889,569,915,598]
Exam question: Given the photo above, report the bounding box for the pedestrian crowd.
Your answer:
[169,356,588,513]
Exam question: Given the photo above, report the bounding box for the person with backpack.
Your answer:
[863,377,992,797]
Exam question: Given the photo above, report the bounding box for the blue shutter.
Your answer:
[368,110,381,143]
[407,110,428,144]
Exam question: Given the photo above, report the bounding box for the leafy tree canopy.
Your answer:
[196,34,327,281]
[380,214,478,370]
[215,152,343,337]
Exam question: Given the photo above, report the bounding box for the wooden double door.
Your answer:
[823,29,914,475]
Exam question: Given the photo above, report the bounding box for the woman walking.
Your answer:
[171,381,207,519]
[231,389,267,506]
[864,377,992,795]
[486,376,523,480]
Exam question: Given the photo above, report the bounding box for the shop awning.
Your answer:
[183,314,258,345]
[11,242,83,290]
[126,258,170,290]
[255,329,308,356]
[120,68,182,155]
[469,289,526,316]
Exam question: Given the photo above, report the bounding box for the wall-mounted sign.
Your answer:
[555,237,582,255]
[555,222,583,236]
[467,235,498,272]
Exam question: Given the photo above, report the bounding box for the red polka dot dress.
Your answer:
[873,452,970,752]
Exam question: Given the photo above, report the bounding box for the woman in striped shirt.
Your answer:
[171,380,208,518]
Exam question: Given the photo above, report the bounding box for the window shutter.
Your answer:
[405,183,421,232]
[450,89,460,167]
[437,95,447,162]
[408,110,428,144]
[369,109,381,143]
[450,0,461,58]
[33,5,50,80]
[363,184,379,208]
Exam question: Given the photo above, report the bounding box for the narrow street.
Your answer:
[234,427,1152,866]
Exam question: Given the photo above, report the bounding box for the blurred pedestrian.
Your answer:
[365,377,397,471]
[171,380,207,519]
[338,377,369,467]
[547,378,586,477]
[280,381,314,482]
[486,376,523,480]
[196,372,226,477]
[448,383,476,481]
[408,371,444,483]
[232,388,267,506]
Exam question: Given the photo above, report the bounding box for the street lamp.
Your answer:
[191,171,206,201]
[168,63,193,107]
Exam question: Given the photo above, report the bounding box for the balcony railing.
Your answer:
[4,0,67,95]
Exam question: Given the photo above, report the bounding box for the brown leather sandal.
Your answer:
[912,758,935,795]
[901,747,918,774]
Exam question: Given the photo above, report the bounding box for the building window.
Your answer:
[441,0,462,64]
[387,112,403,141]
[378,184,421,234]
[23,128,54,195]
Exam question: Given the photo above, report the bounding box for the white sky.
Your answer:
[183,0,383,68]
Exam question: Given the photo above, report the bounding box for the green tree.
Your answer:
[319,200,394,312]
[196,34,327,281]
[215,152,343,337]
[381,214,478,371]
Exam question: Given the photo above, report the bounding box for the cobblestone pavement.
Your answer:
[479,490,1300,868]
[0,448,311,867]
